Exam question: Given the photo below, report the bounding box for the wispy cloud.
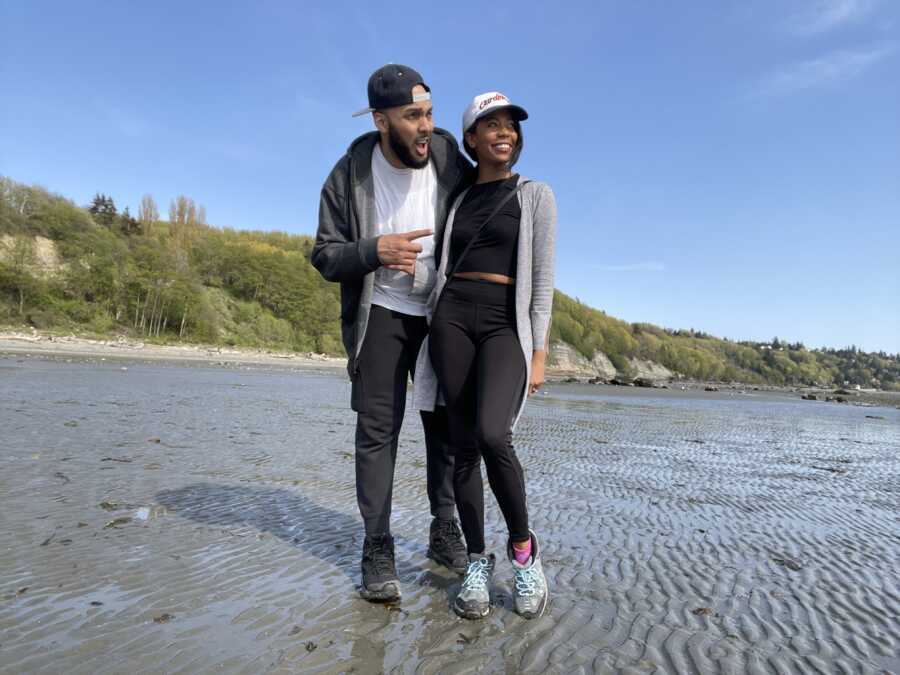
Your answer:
[785,0,879,35]
[749,43,894,98]
[596,262,666,273]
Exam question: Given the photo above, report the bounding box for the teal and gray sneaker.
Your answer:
[508,531,549,619]
[454,553,495,619]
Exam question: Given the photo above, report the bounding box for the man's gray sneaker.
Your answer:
[427,517,468,575]
[508,531,549,619]
[454,553,495,619]
[360,534,401,602]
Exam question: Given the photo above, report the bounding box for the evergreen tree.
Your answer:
[88,193,118,227]
[119,206,140,236]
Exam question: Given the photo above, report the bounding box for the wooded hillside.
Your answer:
[2,176,897,389]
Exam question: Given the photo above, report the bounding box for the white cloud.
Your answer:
[786,0,879,35]
[596,262,666,273]
[749,43,894,97]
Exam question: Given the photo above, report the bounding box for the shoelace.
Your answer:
[461,558,491,591]
[514,565,541,597]
[365,541,394,576]
[434,519,464,546]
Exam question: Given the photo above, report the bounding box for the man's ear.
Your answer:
[373,111,388,134]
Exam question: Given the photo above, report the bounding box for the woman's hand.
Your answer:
[529,351,546,395]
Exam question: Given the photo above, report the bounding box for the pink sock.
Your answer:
[513,539,532,565]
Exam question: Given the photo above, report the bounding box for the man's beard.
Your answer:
[388,123,430,169]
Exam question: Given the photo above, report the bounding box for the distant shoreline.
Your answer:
[0,330,346,370]
[551,377,900,409]
[3,329,898,410]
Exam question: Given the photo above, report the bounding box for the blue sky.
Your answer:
[2,0,898,353]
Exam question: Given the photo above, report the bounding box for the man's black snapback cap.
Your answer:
[352,64,431,117]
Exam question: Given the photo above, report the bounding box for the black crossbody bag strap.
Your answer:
[445,180,530,279]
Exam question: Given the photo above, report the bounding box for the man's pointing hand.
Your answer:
[377,229,432,275]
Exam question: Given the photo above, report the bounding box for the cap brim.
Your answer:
[468,104,529,131]
[351,107,375,118]
[504,104,529,121]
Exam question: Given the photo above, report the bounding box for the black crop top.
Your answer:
[449,175,521,277]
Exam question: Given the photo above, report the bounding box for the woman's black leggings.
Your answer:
[429,277,529,554]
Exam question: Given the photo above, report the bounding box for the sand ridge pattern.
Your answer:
[1,359,898,673]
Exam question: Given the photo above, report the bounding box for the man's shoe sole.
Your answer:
[359,581,401,603]
[426,547,467,575]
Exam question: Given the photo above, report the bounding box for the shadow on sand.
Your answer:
[155,482,448,588]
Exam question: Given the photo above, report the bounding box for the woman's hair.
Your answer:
[463,117,524,169]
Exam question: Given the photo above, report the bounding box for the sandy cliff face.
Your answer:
[546,340,672,383]
[628,358,674,383]
[0,235,63,277]
[591,351,618,380]
[547,340,596,377]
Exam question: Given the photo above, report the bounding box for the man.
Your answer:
[312,64,473,602]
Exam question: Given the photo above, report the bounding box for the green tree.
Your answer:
[119,206,140,236]
[138,194,159,236]
[88,193,117,227]
[0,236,39,315]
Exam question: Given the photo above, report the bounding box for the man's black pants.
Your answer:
[353,304,456,536]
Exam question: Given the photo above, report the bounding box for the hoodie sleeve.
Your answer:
[311,156,381,282]
[530,183,557,352]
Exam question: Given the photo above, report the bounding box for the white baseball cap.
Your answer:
[462,91,528,136]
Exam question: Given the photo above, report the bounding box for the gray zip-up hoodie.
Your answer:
[413,177,557,430]
[311,129,473,376]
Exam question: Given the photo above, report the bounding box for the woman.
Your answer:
[414,91,556,619]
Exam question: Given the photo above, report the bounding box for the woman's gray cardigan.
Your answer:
[413,176,557,430]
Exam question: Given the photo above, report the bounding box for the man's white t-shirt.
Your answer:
[370,144,437,317]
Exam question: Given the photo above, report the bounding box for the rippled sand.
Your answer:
[1,359,898,674]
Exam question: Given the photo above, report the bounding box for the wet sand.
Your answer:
[1,357,899,674]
